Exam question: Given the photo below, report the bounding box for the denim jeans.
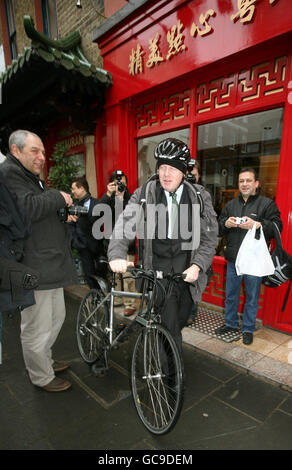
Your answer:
[225,261,262,333]
[189,302,198,320]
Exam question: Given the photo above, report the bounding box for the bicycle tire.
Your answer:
[76,288,109,364]
[131,323,184,435]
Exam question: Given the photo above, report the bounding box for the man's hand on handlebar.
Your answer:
[183,264,200,283]
[109,259,135,273]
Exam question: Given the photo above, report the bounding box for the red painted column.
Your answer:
[0,1,11,66]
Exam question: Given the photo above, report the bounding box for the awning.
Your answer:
[0,15,112,149]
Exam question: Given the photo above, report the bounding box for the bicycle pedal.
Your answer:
[91,363,107,377]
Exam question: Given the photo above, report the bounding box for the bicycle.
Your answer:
[76,266,185,435]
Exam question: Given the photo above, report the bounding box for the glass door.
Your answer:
[196,108,284,256]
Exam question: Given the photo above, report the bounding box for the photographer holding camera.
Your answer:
[70,176,106,287]
[186,159,202,186]
[100,170,137,316]
[0,130,78,392]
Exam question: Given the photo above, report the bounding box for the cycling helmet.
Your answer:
[154,138,191,174]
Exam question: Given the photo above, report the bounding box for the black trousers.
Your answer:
[79,249,96,289]
[78,249,106,289]
[157,279,193,355]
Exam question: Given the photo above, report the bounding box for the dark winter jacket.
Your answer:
[0,178,39,310]
[70,193,104,255]
[218,192,282,263]
[108,178,218,302]
[0,153,78,289]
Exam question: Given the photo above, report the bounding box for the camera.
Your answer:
[187,159,196,172]
[58,204,88,222]
[115,170,126,193]
[235,217,246,225]
[186,159,197,183]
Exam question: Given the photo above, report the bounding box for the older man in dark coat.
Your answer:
[0,130,78,392]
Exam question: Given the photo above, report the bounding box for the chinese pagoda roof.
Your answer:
[0,15,112,147]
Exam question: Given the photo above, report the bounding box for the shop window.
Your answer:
[0,45,5,74]
[137,129,190,186]
[4,0,17,60]
[41,0,58,39]
[197,107,284,256]
[197,108,283,214]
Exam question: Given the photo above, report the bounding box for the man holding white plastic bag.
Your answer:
[216,168,282,345]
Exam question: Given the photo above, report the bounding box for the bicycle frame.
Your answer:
[107,273,150,345]
[86,271,150,349]
[77,266,186,434]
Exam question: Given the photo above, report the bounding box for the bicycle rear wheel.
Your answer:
[131,323,184,435]
[76,288,109,364]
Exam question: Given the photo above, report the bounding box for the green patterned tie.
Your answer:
[170,192,178,238]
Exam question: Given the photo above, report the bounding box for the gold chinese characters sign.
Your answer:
[129,0,280,76]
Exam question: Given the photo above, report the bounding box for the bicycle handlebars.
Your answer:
[126,266,187,281]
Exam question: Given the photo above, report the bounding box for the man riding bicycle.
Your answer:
[108,138,218,355]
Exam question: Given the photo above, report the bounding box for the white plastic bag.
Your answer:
[235,223,275,277]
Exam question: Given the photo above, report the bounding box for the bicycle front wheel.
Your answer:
[131,323,184,435]
[76,288,109,364]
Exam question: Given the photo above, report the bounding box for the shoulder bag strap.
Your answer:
[272,221,283,250]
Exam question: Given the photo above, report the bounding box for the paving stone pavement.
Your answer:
[0,292,292,452]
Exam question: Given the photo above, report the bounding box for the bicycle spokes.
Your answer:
[131,324,184,435]
[76,289,109,364]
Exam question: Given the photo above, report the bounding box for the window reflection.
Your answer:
[197,108,283,216]
[136,108,284,258]
[197,108,283,256]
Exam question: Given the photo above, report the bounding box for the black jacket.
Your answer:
[0,178,39,310]
[0,153,77,289]
[218,192,282,262]
[70,193,104,255]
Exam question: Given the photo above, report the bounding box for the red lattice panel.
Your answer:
[238,56,287,103]
[160,90,191,123]
[196,75,236,114]
[135,100,159,130]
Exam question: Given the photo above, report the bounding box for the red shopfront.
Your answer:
[93,0,292,333]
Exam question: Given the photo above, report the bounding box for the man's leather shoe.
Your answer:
[242,332,253,345]
[41,377,72,392]
[215,324,239,335]
[52,360,70,372]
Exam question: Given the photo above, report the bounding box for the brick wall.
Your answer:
[13,0,35,54]
[56,0,105,67]
[0,0,106,68]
